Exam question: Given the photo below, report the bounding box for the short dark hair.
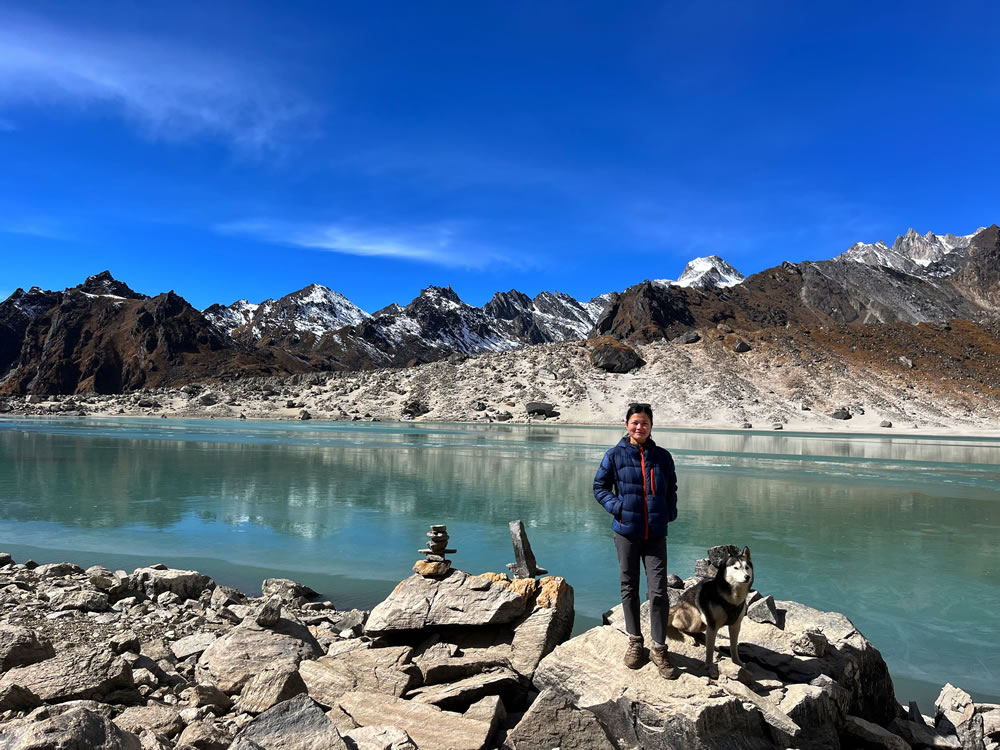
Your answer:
[626,403,653,423]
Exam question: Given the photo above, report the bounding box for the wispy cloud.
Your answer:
[216,219,514,269]
[0,12,311,151]
[0,217,72,241]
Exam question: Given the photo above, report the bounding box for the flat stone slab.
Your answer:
[406,667,520,711]
[365,570,527,634]
[170,631,218,660]
[0,647,133,703]
[299,646,418,707]
[335,691,493,750]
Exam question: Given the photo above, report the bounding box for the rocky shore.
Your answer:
[1,544,996,749]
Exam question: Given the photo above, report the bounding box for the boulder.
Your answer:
[344,725,417,750]
[0,646,133,703]
[261,578,317,605]
[237,667,308,714]
[841,715,911,750]
[881,420,894,428]
[180,683,233,713]
[524,401,558,418]
[0,625,55,671]
[830,408,852,420]
[299,646,419,707]
[0,706,141,750]
[935,683,985,750]
[170,632,218,661]
[0,683,42,712]
[255,595,283,627]
[505,688,617,750]
[196,619,322,695]
[509,577,575,678]
[729,336,752,353]
[130,567,214,601]
[113,704,184,739]
[778,683,842,750]
[406,667,520,712]
[674,330,701,344]
[334,691,493,750]
[230,694,348,750]
[889,716,961,749]
[175,718,231,750]
[532,624,787,749]
[589,339,645,373]
[365,571,527,634]
[747,594,779,625]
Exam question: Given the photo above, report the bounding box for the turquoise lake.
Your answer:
[1,417,998,709]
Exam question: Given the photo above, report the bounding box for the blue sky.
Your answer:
[1,1,998,312]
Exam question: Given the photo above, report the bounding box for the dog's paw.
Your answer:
[705,663,720,680]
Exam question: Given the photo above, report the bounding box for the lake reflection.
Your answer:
[1,417,998,707]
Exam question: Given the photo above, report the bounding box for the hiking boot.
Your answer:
[623,634,645,669]
[650,644,677,679]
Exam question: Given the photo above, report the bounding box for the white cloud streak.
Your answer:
[216,219,507,269]
[0,12,310,150]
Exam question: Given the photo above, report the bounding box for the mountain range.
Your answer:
[1,226,998,395]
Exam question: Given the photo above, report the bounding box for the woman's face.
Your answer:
[626,412,652,444]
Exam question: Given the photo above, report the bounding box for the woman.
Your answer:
[593,403,678,678]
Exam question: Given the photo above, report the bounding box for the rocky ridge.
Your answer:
[1,547,995,749]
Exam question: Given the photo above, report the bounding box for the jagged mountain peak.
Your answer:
[73,271,146,300]
[653,256,745,290]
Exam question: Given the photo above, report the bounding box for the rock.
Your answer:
[889,717,962,749]
[255,595,283,627]
[344,725,417,750]
[841,715,911,749]
[365,571,527,634]
[45,588,109,612]
[113,704,185,739]
[413,560,451,576]
[196,619,322,695]
[261,578,317,606]
[506,520,548,579]
[936,683,986,750]
[792,629,829,657]
[130,567,215,601]
[0,552,12,566]
[298,409,311,420]
[899,356,914,368]
[210,585,247,609]
[464,694,507,737]
[731,337,752,353]
[772,423,784,430]
[334,691,492,750]
[533,624,786,748]
[35,562,84,577]
[180,683,233,713]
[881,420,894,428]
[401,400,430,418]
[86,565,119,590]
[198,392,219,406]
[407,667,521,711]
[779,683,842,750]
[509,577,575,678]
[831,408,852,420]
[667,573,684,588]
[0,706,142,750]
[175,718,231,749]
[589,339,645,373]
[237,667,307,714]
[506,688,617,750]
[0,683,42,712]
[495,411,513,421]
[0,625,55,671]
[170,632,218,660]
[675,330,701,344]
[299,646,419,707]
[747,594,779,625]
[0,646,133,703]
[230,694,348,750]
[524,401,557,417]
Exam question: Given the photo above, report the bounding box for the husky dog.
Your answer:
[667,546,754,677]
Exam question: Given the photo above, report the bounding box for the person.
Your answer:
[593,403,678,678]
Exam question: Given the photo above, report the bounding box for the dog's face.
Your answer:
[724,546,754,588]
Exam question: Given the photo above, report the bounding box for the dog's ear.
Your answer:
[742,546,751,561]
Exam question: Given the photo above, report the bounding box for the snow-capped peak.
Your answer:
[654,256,745,289]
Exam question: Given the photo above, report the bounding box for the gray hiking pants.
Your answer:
[614,532,669,645]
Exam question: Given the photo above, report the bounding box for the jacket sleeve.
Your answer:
[663,450,679,522]
[594,450,622,517]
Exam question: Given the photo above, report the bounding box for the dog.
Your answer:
[667,546,754,678]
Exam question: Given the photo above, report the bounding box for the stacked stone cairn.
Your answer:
[413,524,455,577]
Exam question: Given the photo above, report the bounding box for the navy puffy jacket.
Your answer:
[594,437,678,538]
